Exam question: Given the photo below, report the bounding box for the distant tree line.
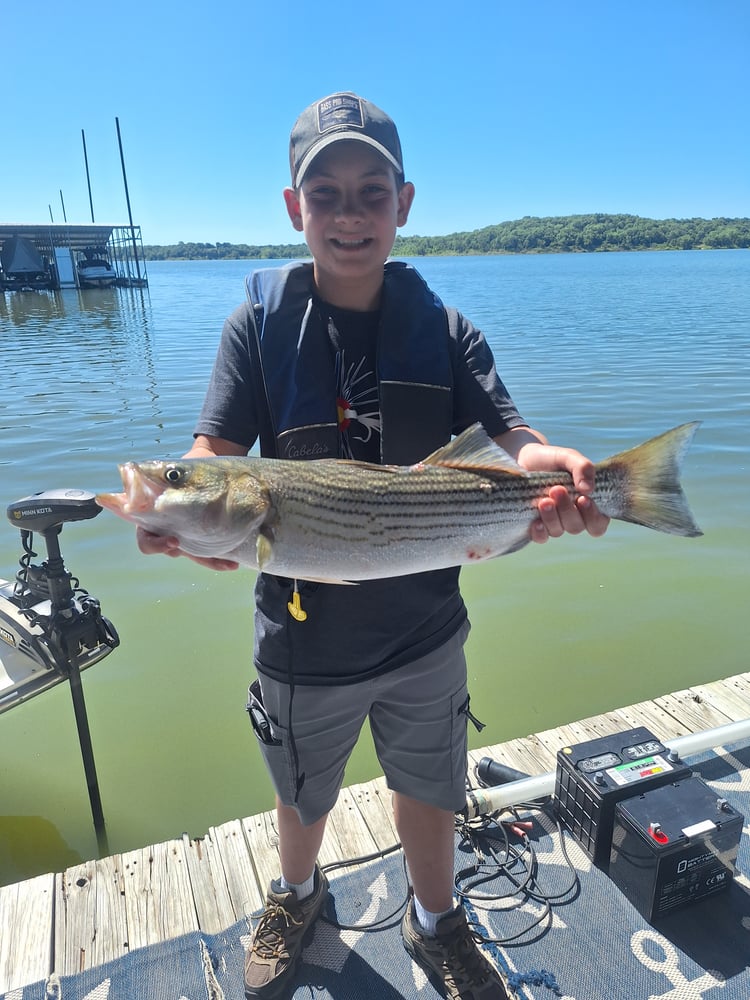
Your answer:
[142,240,310,260]
[142,215,750,260]
[394,214,750,255]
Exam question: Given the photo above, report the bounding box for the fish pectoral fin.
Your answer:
[419,423,525,475]
[256,534,273,570]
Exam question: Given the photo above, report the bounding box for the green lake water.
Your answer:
[0,251,747,885]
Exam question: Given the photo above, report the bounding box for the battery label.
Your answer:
[659,861,731,914]
[0,625,17,648]
[676,851,714,874]
[606,754,674,786]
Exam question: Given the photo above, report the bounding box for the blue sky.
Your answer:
[3,0,748,246]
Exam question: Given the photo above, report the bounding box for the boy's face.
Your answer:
[283,141,415,308]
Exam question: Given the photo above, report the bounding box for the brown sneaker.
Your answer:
[402,900,510,999]
[244,865,329,998]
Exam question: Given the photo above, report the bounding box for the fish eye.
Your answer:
[164,466,184,484]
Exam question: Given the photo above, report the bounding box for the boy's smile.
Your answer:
[283,141,414,310]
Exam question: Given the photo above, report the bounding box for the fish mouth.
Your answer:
[96,462,167,520]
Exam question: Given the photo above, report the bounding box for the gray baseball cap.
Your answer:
[289,92,404,188]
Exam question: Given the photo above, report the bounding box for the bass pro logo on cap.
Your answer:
[317,94,365,133]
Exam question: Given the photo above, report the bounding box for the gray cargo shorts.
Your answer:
[247,622,472,825]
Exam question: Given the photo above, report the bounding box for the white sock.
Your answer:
[414,896,454,936]
[280,869,316,901]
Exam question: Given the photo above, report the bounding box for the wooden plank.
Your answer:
[348,776,400,850]
[316,813,349,868]
[500,734,557,774]
[181,832,238,935]
[327,786,380,862]
[209,818,264,918]
[238,807,357,895]
[55,855,128,975]
[0,872,53,992]
[653,688,732,732]
[120,839,198,953]
[241,809,281,904]
[534,711,625,758]
[240,784,393,891]
[611,699,690,740]
[692,677,750,721]
[723,674,750,715]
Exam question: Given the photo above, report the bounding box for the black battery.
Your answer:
[609,775,743,923]
[554,726,691,868]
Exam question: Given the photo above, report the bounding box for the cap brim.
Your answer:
[295,132,403,186]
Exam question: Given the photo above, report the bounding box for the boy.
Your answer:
[139,92,609,999]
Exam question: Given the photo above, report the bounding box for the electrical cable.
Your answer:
[318,841,409,931]
[312,794,580,944]
[454,802,580,946]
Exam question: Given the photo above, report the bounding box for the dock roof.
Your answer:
[0,223,118,253]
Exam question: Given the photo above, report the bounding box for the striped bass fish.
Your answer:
[96,422,702,583]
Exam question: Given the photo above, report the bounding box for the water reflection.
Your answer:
[75,286,123,315]
[0,815,83,881]
[1,286,150,325]
[0,288,67,324]
[1,285,152,339]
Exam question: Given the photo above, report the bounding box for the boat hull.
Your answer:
[78,262,117,288]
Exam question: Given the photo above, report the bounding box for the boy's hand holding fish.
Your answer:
[496,428,610,542]
[137,528,241,571]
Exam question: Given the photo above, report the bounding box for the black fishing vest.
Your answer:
[245,261,454,465]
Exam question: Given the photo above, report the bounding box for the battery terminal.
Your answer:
[648,821,669,844]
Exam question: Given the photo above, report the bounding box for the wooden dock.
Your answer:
[1,671,748,994]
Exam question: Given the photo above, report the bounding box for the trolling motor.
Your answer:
[1,490,119,678]
[0,489,119,834]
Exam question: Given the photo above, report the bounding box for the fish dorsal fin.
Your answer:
[419,423,525,475]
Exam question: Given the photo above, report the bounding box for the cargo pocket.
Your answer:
[246,679,282,746]
[245,680,297,805]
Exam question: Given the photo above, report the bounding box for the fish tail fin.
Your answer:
[597,422,703,537]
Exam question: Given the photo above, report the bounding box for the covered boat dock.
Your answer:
[0,223,148,290]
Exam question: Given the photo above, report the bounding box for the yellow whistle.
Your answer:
[287,590,307,622]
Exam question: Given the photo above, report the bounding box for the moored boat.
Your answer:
[77,247,117,288]
[0,235,54,290]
